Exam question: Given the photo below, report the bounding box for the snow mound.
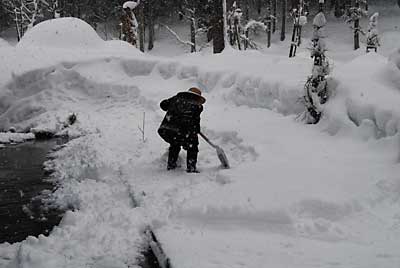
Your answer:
[18,18,104,49]
[0,38,10,47]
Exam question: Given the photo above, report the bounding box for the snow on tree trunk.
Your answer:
[244,0,250,50]
[366,12,379,53]
[345,0,367,51]
[7,0,46,39]
[121,2,139,47]
[222,0,228,49]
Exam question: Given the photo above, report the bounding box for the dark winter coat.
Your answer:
[158,93,203,151]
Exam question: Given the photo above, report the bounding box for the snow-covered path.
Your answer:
[120,68,400,268]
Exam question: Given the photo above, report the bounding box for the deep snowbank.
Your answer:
[321,53,400,140]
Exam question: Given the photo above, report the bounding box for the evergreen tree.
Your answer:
[303,10,330,124]
[121,1,139,47]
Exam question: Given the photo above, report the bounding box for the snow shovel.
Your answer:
[199,132,230,169]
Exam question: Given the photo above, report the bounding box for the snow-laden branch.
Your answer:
[160,24,194,47]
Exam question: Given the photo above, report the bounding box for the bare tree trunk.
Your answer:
[190,17,196,52]
[148,3,154,51]
[18,0,24,38]
[267,0,272,48]
[272,0,277,33]
[234,18,241,50]
[334,0,340,17]
[213,0,225,53]
[15,9,21,42]
[257,0,262,14]
[139,1,145,52]
[280,0,286,41]
[289,23,297,57]
[354,0,360,50]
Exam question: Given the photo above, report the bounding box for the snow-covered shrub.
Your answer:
[302,11,331,124]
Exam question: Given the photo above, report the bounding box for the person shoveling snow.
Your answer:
[158,88,205,173]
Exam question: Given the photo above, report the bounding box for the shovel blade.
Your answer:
[216,146,230,169]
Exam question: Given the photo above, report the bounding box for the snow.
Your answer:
[390,47,400,70]
[1,6,400,268]
[0,132,35,143]
[18,18,104,49]
[0,38,10,47]
[123,1,139,10]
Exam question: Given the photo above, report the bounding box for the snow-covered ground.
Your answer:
[1,6,400,268]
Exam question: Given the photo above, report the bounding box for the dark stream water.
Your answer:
[0,139,66,243]
[0,139,161,267]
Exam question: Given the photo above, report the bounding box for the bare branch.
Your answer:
[160,23,194,47]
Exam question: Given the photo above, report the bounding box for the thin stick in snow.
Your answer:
[138,111,146,142]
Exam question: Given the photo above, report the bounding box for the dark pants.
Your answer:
[168,144,198,171]
[159,127,199,171]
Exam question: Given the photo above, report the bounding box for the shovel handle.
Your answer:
[199,132,217,148]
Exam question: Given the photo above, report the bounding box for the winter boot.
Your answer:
[186,149,199,173]
[167,145,181,170]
